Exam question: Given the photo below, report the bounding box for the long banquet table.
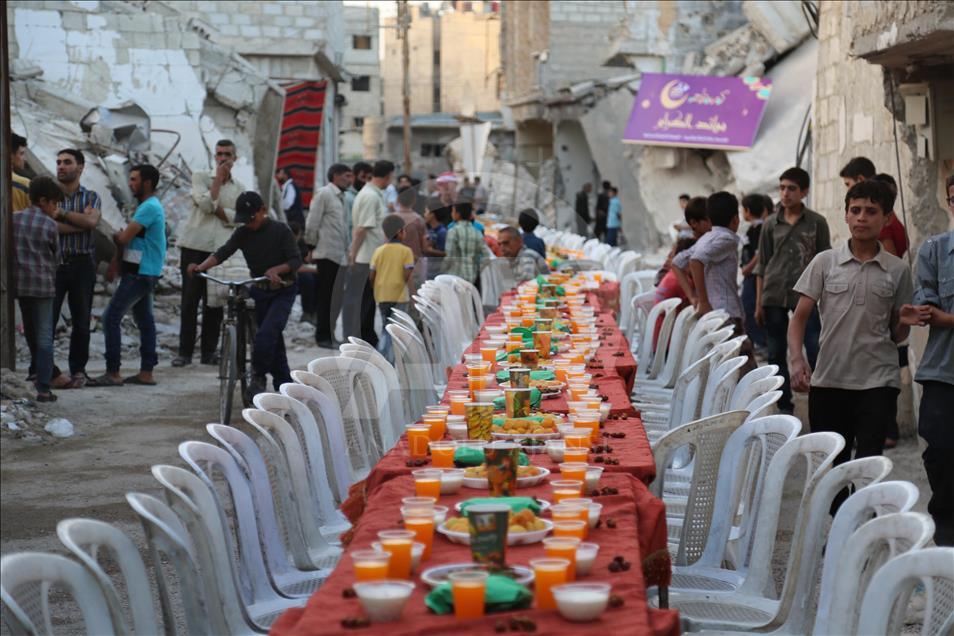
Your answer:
[270,281,676,635]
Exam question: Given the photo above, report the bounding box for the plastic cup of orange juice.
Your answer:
[429,441,457,468]
[543,537,580,581]
[449,394,470,416]
[423,414,447,441]
[351,549,391,581]
[563,446,588,463]
[406,425,431,459]
[377,530,415,579]
[551,479,584,502]
[425,404,451,417]
[559,462,588,483]
[552,519,587,540]
[563,429,591,448]
[449,570,489,620]
[550,503,585,523]
[412,469,442,499]
[480,346,497,364]
[530,558,570,610]
[401,496,436,509]
[401,507,435,560]
[571,411,600,442]
[467,374,490,394]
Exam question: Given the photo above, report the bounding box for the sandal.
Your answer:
[124,375,157,386]
[87,374,124,387]
[36,392,58,403]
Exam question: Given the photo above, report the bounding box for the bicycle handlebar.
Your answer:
[198,272,271,287]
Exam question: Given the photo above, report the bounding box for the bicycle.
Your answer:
[199,273,269,424]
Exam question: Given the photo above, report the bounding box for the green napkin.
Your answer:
[458,497,541,515]
[425,574,533,615]
[453,447,530,467]
[491,388,541,410]
[494,369,555,383]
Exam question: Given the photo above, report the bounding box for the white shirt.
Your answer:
[281,179,297,212]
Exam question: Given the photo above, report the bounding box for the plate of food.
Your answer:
[498,379,565,397]
[519,438,548,454]
[491,414,563,440]
[420,563,535,588]
[437,509,553,546]
[461,464,551,489]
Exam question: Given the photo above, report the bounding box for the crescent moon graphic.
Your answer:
[659,80,688,109]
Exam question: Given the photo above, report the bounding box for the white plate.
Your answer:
[420,563,534,588]
[436,518,554,546]
[461,466,551,489]
[520,443,548,454]
[491,430,562,442]
[453,498,551,513]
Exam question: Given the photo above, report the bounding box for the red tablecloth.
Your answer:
[271,473,677,636]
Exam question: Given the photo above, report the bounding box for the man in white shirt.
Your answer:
[275,167,304,227]
[174,139,245,367]
[304,163,350,348]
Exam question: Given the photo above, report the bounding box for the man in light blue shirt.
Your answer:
[605,186,622,246]
[90,164,167,387]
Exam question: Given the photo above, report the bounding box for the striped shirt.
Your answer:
[59,185,101,258]
[13,206,59,298]
[444,220,484,284]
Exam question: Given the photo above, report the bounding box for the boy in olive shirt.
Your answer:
[788,180,923,475]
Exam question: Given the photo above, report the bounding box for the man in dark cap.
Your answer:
[188,191,302,399]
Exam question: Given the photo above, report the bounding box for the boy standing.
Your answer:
[788,180,921,474]
[444,201,484,287]
[740,194,769,351]
[909,174,954,545]
[755,167,831,413]
[13,176,62,401]
[371,214,415,363]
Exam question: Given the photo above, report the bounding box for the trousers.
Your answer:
[342,263,377,347]
[178,247,223,359]
[19,297,55,393]
[314,258,346,344]
[52,254,96,375]
[918,381,954,546]
[103,274,158,374]
[249,284,297,390]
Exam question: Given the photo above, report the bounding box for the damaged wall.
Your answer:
[7,1,284,235]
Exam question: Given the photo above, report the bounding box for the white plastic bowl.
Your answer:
[439,469,465,494]
[352,580,415,622]
[585,466,604,492]
[461,466,550,489]
[545,439,566,463]
[575,542,600,576]
[551,582,611,622]
[586,502,603,529]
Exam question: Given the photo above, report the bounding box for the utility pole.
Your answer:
[397,0,412,173]
[1,4,15,370]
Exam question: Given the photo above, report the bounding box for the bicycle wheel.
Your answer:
[238,307,258,407]
[219,323,238,424]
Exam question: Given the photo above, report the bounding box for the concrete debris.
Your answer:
[44,419,75,438]
[1,379,61,444]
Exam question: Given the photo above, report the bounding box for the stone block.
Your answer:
[273,15,292,26]
[219,23,240,36]
[284,4,304,16]
[303,28,324,41]
[207,12,230,25]
[240,25,261,38]
[263,3,283,16]
[296,16,316,27]
[743,0,810,54]
[60,10,86,30]
[182,31,201,49]
[233,13,251,25]
[186,49,201,66]
[262,25,280,38]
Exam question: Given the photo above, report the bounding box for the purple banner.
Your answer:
[623,73,772,150]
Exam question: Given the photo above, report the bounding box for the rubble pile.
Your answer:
[0,376,72,443]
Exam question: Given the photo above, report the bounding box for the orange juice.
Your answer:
[564,431,590,448]
[508,332,524,343]
[429,441,456,468]
[413,469,442,499]
[543,537,580,581]
[573,413,600,443]
[585,398,602,410]
[449,570,488,620]
[559,462,588,483]
[551,480,583,502]
[402,510,435,560]
[467,374,489,394]
[550,503,585,523]
[506,340,523,353]
[406,426,431,458]
[569,385,590,401]
[530,558,569,610]
[449,395,469,416]
[563,447,588,462]
[351,550,391,581]
[423,415,446,441]
[425,404,451,417]
[480,346,497,363]
[377,530,415,579]
[553,519,587,540]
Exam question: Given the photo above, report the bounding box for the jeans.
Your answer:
[376,301,408,365]
[342,263,377,347]
[740,275,766,348]
[103,273,158,374]
[52,254,96,376]
[178,247,223,360]
[19,297,55,393]
[605,227,619,246]
[249,284,297,390]
[314,258,346,344]
[919,381,954,546]
[763,305,821,410]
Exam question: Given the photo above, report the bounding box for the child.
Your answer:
[740,194,769,351]
[788,180,921,483]
[652,236,696,344]
[371,214,415,363]
[673,191,756,370]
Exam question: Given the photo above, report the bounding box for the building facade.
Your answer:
[340,4,382,162]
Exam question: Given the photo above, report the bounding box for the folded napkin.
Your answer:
[454,447,530,467]
[425,574,533,615]
[458,496,542,515]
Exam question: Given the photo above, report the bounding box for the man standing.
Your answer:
[345,162,371,252]
[304,163,350,348]
[755,167,830,413]
[498,226,547,283]
[444,201,484,287]
[10,133,31,213]
[14,176,62,402]
[51,149,102,388]
[174,140,245,368]
[189,192,301,398]
[276,167,304,227]
[575,183,592,237]
[345,160,393,346]
[838,156,876,189]
[594,181,611,241]
[90,165,166,387]
[605,186,622,246]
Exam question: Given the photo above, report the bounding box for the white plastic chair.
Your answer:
[207,423,342,574]
[179,440,330,598]
[636,306,699,395]
[1,552,116,636]
[743,390,784,423]
[152,464,304,630]
[626,291,657,349]
[280,378,356,502]
[727,365,780,409]
[633,298,682,384]
[388,323,443,402]
[56,518,159,635]
[340,342,407,438]
[649,410,749,566]
[856,547,954,636]
[699,355,748,418]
